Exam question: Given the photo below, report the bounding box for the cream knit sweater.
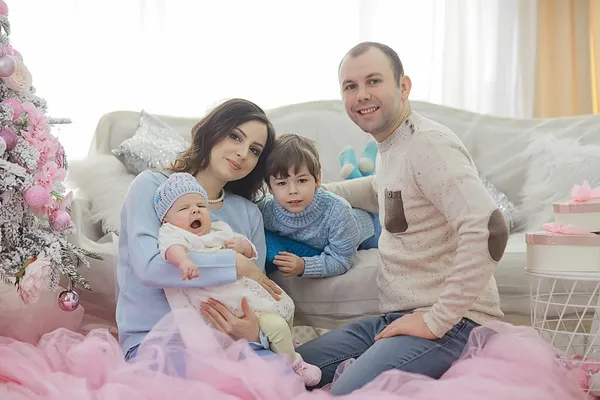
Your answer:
[324,112,508,337]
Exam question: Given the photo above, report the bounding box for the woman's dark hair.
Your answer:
[169,98,276,201]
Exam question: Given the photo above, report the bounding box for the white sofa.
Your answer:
[66,99,600,332]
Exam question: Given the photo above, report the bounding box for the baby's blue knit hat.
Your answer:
[154,172,208,221]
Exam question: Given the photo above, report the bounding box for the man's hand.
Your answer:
[226,238,254,258]
[273,251,305,277]
[375,312,437,341]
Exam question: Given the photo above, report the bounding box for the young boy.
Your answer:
[154,172,322,386]
[258,134,381,278]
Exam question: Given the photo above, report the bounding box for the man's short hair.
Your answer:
[265,133,321,186]
[340,42,405,85]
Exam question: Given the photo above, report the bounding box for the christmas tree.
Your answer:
[0,1,98,307]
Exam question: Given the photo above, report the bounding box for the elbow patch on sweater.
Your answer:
[487,209,509,262]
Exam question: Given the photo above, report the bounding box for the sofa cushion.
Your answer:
[272,232,531,330]
[111,111,190,175]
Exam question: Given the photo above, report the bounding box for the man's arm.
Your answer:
[321,175,378,213]
[408,131,509,338]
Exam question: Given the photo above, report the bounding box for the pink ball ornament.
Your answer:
[49,209,72,232]
[24,185,50,210]
[0,55,15,78]
[0,129,17,150]
[57,289,79,312]
[0,1,7,16]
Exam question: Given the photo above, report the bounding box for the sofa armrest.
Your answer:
[322,176,379,214]
[68,191,106,246]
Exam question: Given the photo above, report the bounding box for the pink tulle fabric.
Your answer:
[0,309,588,399]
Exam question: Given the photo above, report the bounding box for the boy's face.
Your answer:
[269,164,321,213]
[164,193,211,236]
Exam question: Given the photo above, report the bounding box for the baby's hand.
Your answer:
[179,259,199,280]
[226,238,254,258]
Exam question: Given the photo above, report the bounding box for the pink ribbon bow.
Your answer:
[571,180,600,202]
[543,222,595,236]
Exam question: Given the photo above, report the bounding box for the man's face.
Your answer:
[339,47,411,142]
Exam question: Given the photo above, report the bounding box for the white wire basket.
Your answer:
[529,270,600,396]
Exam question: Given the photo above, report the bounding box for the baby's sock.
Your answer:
[265,231,321,275]
[339,145,363,180]
[358,141,378,176]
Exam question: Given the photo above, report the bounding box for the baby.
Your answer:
[259,134,381,278]
[154,172,321,386]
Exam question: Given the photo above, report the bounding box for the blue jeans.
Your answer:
[297,312,478,395]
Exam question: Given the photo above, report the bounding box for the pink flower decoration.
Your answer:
[18,254,51,305]
[21,102,44,123]
[35,161,64,190]
[2,97,21,121]
[571,181,600,202]
[543,222,595,235]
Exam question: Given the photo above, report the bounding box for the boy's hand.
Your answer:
[273,251,305,277]
[226,238,254,258]
[179,259,199,280]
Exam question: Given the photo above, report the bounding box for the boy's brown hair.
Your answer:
[265,133,321,187]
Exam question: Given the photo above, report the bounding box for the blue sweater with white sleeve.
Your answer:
[115,171,268,353]
[258,188,375,278]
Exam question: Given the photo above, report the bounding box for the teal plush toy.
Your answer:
[339,141,378,180]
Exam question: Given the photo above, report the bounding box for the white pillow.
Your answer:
[521,135,600,231]
[67,154,135,234]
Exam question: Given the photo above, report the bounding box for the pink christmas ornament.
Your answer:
[49,209,72,232]
[0,1,8,16]
[0,55,15,78]
[0,129,17,150]
[57,289,79,311]
[58,290,79,312]
[24,185,50,210]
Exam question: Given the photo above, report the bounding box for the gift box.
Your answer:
[526,231,600,273]
[553,199,600,234]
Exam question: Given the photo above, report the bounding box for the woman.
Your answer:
[115,98,281,363]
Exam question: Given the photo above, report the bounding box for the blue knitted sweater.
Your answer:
[257,188,374,278]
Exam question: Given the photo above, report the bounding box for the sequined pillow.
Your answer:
[112,110,189,175]
[482,178,523,233]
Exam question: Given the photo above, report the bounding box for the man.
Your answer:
[296,42,509,395]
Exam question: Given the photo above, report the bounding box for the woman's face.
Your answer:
[208,120,268,183]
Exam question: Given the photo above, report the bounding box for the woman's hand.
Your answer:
[236,253,282,301]
[200,297,260,342]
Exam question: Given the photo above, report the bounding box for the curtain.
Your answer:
[534,0,600,117]
[9,0,537,160]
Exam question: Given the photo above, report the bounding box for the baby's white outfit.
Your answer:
[159,221,295,324]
